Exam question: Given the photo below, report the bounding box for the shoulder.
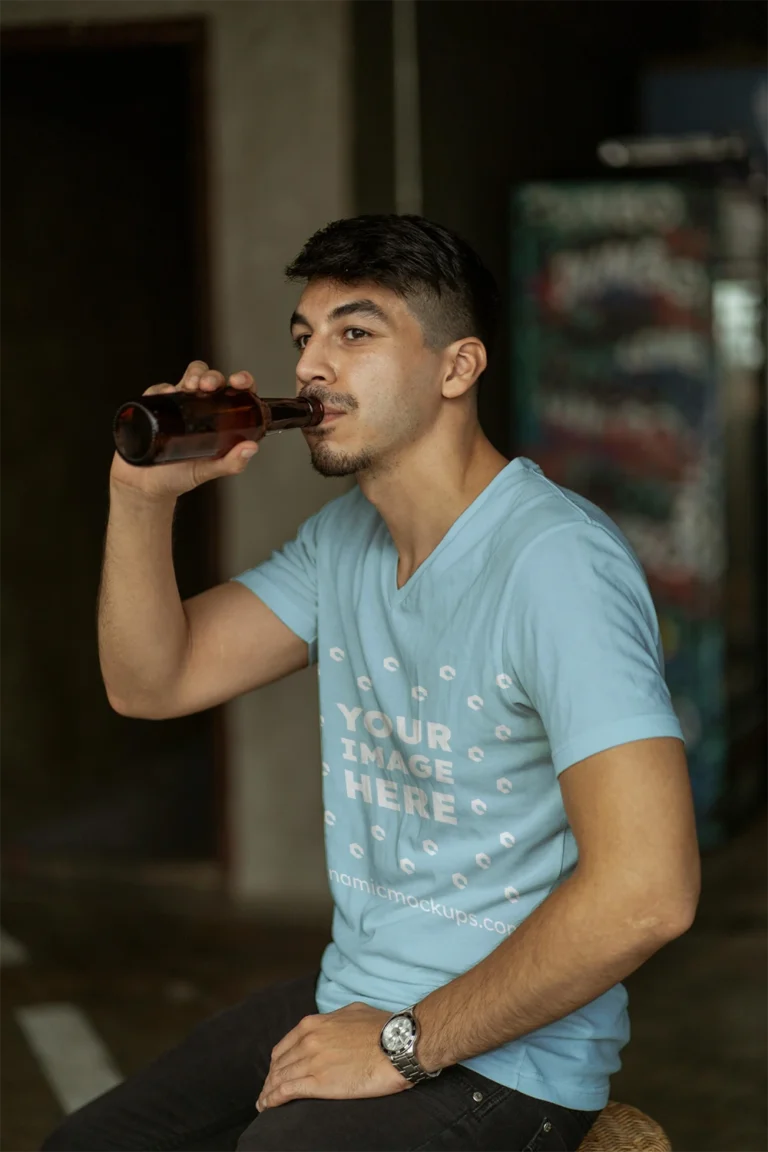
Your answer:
[490,460,657,638]
[497,464,665,671]
[499,458,645,585]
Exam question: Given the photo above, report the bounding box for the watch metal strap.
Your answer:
[391,1047,440,1084]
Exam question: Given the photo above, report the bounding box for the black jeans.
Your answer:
[41,973,601,1152]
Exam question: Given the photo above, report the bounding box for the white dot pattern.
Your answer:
[323,657,532,919]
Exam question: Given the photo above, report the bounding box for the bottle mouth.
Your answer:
[307,397,326,426]
[113,403,159,466]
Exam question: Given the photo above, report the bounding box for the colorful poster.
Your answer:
[511,181,726,845]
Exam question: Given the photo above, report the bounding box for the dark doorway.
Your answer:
[1,21,223,864]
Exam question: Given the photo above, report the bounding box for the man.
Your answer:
[45,215,700,1152]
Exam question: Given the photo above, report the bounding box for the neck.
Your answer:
[357,421,509,588]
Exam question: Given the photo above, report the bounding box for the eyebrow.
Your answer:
[289,298,391,332]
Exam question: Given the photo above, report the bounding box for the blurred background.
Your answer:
[1,1,765,1149]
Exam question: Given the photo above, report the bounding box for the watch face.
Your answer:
[382,1015,416,1055]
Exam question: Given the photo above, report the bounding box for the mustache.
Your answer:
[299,388,357,413]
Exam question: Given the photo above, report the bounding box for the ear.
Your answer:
[441,338,487,399]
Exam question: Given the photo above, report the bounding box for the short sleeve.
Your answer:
[231,512,322,664]
[505,521,684,775]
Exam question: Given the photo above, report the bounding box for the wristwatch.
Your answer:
[379,1005,441,1085]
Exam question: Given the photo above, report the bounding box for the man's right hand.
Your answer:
[109,360,261,501]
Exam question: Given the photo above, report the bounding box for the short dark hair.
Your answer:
[285,214,500,360]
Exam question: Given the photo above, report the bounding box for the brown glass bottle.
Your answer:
[113,388,324,466]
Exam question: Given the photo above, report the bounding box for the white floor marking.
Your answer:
[1,928,29,966]
[16,1003,122,1114]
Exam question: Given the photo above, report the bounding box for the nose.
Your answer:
[296,338,336,390]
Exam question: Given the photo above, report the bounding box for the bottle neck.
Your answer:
[265,397,323,432]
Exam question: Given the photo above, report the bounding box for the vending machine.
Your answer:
[510,179,766,846]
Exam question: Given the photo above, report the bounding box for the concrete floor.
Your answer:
[2,810,766,1152]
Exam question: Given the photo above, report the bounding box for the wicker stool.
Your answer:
[577,1101,672,1151]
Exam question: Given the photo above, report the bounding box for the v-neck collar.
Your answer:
[385,458,528,606]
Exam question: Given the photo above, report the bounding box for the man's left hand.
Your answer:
[257,1002,411,1112]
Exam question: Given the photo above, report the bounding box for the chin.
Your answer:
[309,441,377,478]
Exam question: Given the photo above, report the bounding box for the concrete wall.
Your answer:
[2,0,354,915]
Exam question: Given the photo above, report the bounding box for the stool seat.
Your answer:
[578,1100,672,1151]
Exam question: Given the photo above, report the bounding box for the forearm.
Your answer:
[415,870,688,1073]
[97,481,189,710]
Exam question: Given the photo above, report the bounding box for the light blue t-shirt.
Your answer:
[234,457,684,1111]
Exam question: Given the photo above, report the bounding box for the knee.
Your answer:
[235,1117,263,1152]
[41,1113,104,1151]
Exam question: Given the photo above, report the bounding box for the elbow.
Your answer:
[657,895,699,940]
[634,883,701,944]
[666,860,702,938]
[105,688,167,720]
[590,866,701,946]
[106,691,145,718]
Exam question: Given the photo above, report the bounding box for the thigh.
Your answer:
[236,1067,599,1152]
[42,972,320,1152]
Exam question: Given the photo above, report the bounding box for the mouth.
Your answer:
[306,408,347,430]
[300,396,350,432]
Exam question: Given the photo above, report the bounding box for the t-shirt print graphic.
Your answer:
[320,644,522,936]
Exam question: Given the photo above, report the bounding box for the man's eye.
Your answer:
[344,328,369,341]
[293,334,310,351]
